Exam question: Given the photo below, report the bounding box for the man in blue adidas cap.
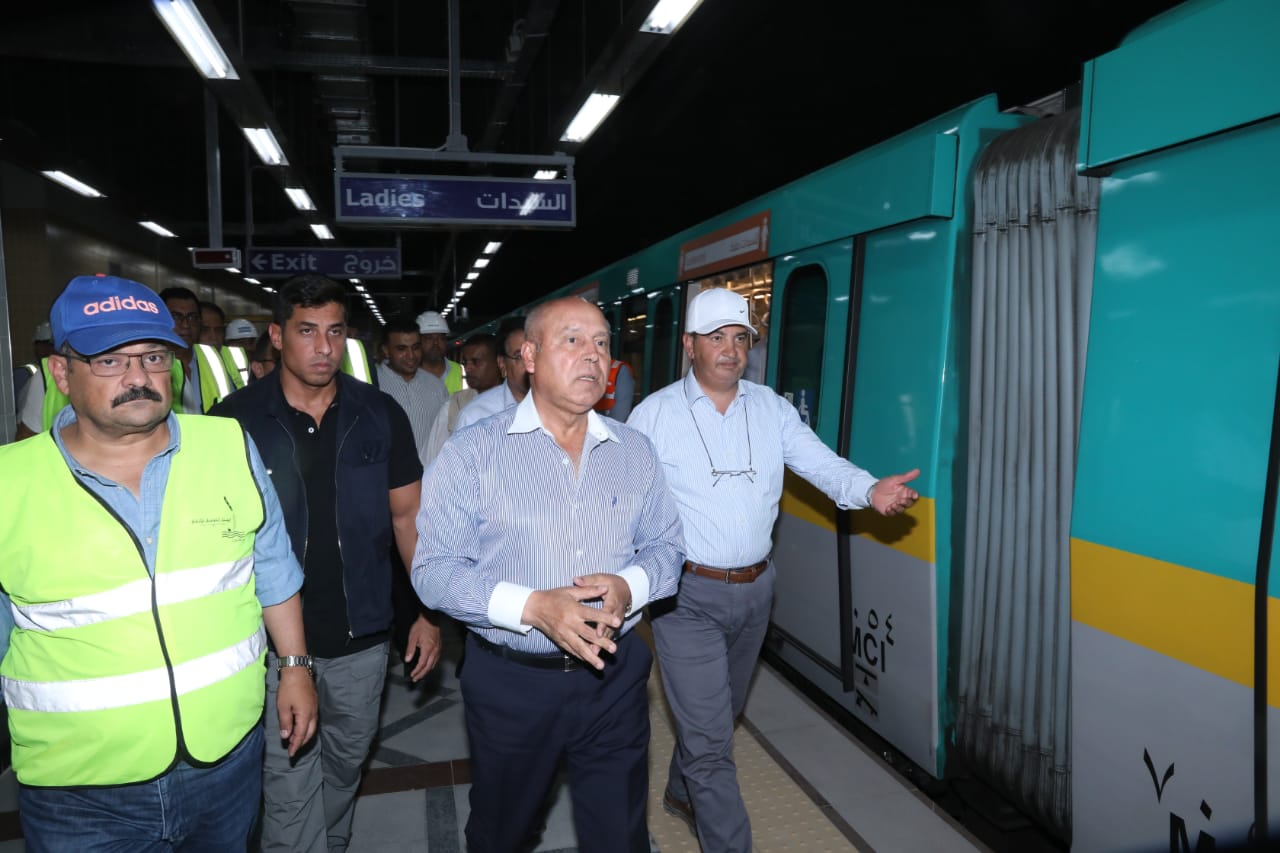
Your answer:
[0,274,317,849]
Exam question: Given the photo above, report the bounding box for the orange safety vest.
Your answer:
[594,360,624,413]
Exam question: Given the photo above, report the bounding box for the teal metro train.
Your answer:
[472,0,1280,847]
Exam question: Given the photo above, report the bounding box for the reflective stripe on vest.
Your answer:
[11,556,253,632]
[223,345,250,386]
[194,343,235,409]
[594,360,623,412]
[20,363,37,376]
[341,338,372,383]
[0,415,266,786]
[4,627,264,714]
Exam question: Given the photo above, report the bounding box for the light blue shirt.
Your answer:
[0,409,304,660]
[627,371,877,568]
[412,392,685,654]
[454,380,519,432]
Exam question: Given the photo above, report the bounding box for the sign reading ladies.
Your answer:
[335,174,575,227]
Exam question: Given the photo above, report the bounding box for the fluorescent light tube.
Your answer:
[354,285,367,293]
[561,93,620,143]
[466,272,480,281]
[533,170,557,180]
[483,241,503,254]
[244,277,261,284]
[310,224,334,240]
[153,0,239,80]
[473,258,490,268]
[641,0,704,34]
[41,170,105,198]
[285,187,315,211]
[243,127,287,166]
[139,221,177,238]
[461,282,472,290]
[226,267,240,274]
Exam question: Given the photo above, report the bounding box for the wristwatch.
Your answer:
[277,654,314,677]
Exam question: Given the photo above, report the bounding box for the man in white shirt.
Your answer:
[454,319,529,432]
[376,317,449,465]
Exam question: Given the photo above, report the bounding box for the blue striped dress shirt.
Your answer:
[412,392,684,654]
[627,371,877,568]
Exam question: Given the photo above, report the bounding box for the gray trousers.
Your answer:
[260,642,389,853]
[652,564,776,853]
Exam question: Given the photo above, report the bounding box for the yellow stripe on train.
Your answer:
[777,470,936,564]
[1071,537,1280,708]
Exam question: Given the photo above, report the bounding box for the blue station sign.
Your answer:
[246,247,401,278]
[335,173,575,227]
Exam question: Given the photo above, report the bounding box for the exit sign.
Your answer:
[191,247,242,269]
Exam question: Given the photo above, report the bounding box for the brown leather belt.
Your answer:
[683,559,769,584]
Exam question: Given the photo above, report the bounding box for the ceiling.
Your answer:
[0,0,1185,332]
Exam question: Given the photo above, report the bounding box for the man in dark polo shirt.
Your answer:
[211,274,441,852]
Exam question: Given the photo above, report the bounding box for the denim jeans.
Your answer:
[18,725,264,852]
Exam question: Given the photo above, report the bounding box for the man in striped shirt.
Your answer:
[413,296,684,853]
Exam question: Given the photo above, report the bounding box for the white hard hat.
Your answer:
[225,318,259,341]
[417,310,450,334]
[686,288,757,336]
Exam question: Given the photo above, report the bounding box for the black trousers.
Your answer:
[461,631,652,853]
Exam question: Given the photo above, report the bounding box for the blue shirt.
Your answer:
[412,392,685,654]
[627,371,877,568]
[454,380,519,432]
[0,410,304,660]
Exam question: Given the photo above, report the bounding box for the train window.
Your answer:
[649,296,677,393]
[776,265,826,426]
[620,294,647,398]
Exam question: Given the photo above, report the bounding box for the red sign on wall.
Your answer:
[677,210,770,280]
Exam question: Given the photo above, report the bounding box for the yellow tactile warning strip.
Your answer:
[646,663,867,852]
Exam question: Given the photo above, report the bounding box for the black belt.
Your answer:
[683,559,769,583]
[470,633,585,672]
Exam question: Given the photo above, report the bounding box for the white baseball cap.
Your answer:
[686,288,757,336]
[416,310,450,334]
[225,318,259,341]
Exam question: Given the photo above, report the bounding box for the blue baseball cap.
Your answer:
[50,275,189,356]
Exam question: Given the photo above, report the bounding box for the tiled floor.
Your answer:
[0,624,986,852]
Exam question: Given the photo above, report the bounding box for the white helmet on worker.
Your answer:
[416,310,450,335]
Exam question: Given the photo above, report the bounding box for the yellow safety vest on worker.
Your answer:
[0,415,267,787]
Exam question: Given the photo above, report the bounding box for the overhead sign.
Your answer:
[678,210,771,279]
[191,247,242,269]
[246,247,401,278]
[335,173,575,227]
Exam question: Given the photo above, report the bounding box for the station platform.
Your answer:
[0,623,986,851]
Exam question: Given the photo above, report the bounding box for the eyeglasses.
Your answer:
[503,351,522,360]
[689,403,756,486]
[170,311,202,326]
[64,348,174,377]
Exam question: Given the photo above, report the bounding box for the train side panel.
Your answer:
[1071,1,1280,844]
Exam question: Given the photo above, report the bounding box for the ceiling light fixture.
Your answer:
[354,285,366,293]
[561,93,620,143]
[41,170,105,198]
[285,187,315,211]
[310,223,334,240]
[473,258,490,269]
[483,241,502,254]
[243,127,288,166]
[640,0,704,34]
[244,277,261,284]
[461,282,472,290]
[152,0,239,80]
[139,221,177,238]
[466,272,479,281]
[533,170,558,181]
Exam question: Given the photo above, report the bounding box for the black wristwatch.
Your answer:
[277,654,314,677]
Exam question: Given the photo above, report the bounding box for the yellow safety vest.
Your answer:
[0,416,266,787]
[443,359,464,394]
[340,338,373,384]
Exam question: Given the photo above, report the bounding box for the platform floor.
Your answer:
[0,623,986,852]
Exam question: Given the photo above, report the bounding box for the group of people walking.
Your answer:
[0,272,918,853]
